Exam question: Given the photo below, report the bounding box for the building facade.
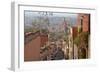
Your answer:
[24,31,48,61]
[76,13,90,59]
[77,13,90,33]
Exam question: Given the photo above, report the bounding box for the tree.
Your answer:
[74,32,89,48]
[74,32,89,59]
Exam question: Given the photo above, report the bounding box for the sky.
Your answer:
[24,10,78,28]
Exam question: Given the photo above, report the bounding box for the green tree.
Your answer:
[74,32,89,59]
[74,32,89,47]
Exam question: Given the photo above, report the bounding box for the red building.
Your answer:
[24,31,48,61]
[77,13,90,33]
[76,13,90,59]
